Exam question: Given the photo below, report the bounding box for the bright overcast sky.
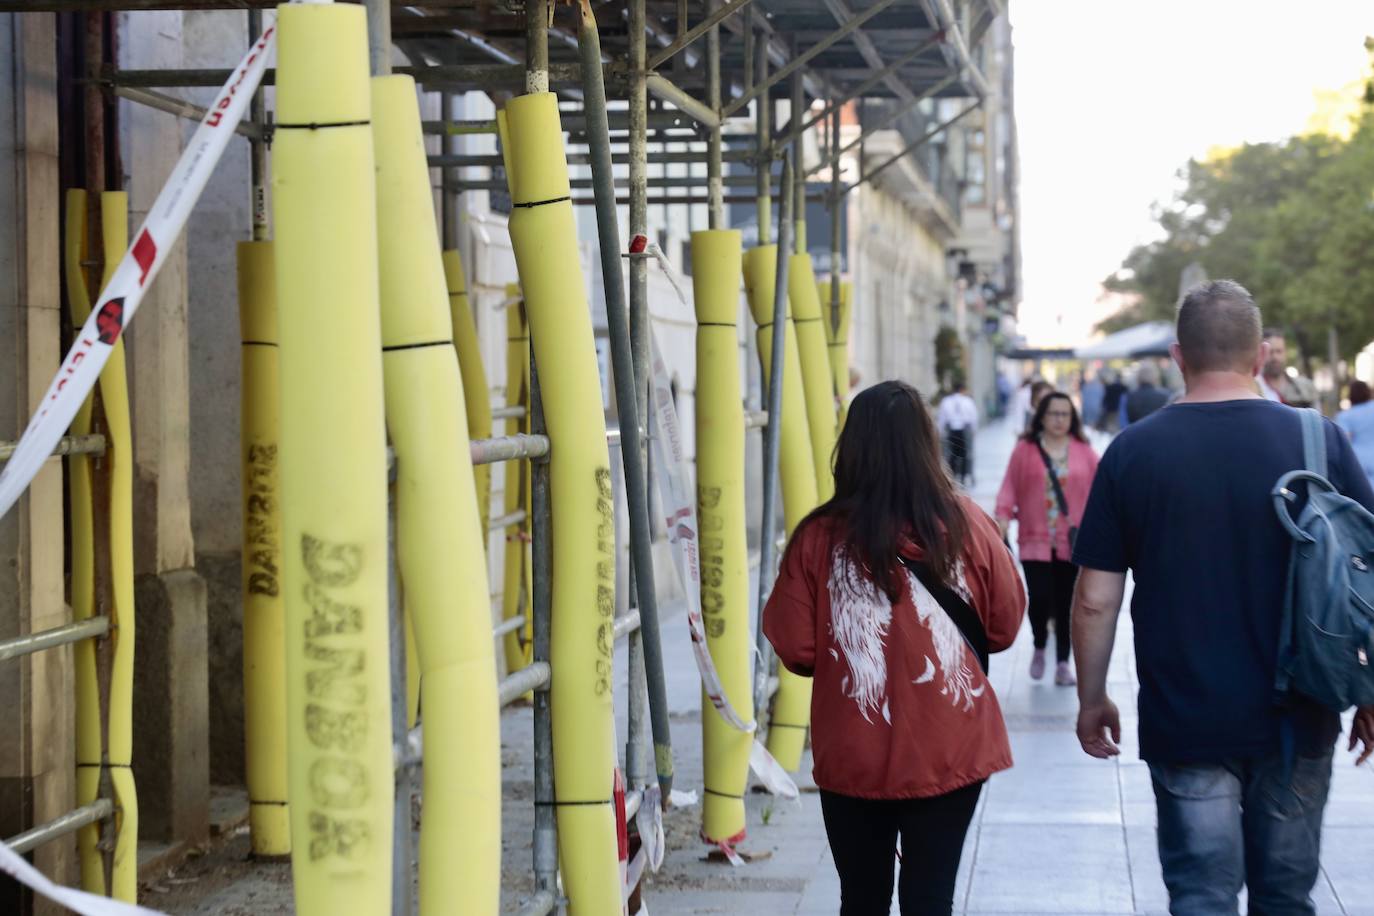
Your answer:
[1010,0,1374,347]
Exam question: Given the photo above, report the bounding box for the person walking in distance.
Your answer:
[1122,362,1169,427]
[764,381,1025,916]
[1258,327,1319,407]
[995,392,1099,686]
[936,379,978,487]
[1072,280,1374,915]
[1336,379,1374,487]
[1100,371,1128,433]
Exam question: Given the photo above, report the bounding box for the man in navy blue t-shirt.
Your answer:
[1071,280,1374,915]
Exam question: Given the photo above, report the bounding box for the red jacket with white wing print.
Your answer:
[763,497,1026,799]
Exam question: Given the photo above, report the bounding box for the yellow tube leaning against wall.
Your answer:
[97,191,139,903]
[237,241,291,858]
[500,284,533,675]
[272,6,392,912]
[373,74,502,916]
[788,254,838,503]
[64,189,105,894]
[503,91,620,916]
[693,230,754,844]
[442,251,493,541]
[743,246,818,773]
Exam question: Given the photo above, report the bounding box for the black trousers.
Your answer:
[819,782,984,916]
[1022,556,1077,662]
[945,428,972,481]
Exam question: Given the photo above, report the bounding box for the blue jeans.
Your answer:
[1149,748,1333,916]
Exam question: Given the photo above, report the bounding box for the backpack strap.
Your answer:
[899,557,990,674]
[1299,407,1327,478]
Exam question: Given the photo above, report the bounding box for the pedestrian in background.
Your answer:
[1257,327,1318,407]
[1336,379,1374,486]
[1080,371,1105,428]
[1100,371,1128,433]
[764,381,1025,916]
[1121,362,1170,427]
[937,380,978,487]
[996,391,1099,686]
[1072,280,1374,914]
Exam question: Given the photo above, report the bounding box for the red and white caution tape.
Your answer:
[0,842,166,916]
[0,26,276,519]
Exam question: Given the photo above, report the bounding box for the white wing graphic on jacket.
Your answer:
[827,548,892,724]
[905,564,985,712]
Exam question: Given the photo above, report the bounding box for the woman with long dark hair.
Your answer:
[764,381,1025,916]
[995,391,1100,685]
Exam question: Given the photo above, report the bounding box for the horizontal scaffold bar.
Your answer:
[0,616,110,663]
[4,800,114,855]
[0,433,105,462]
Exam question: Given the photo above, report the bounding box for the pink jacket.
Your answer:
[994,438,1100,562]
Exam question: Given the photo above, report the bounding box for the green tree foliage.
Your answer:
[1100,54,1374,360]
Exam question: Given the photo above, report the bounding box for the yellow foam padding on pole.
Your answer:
[787,254,838,503]
[500,285,533,676]
[273,6,392,912]
[503,91,619,916]
[693,230,754,843]
[743,246,816,773]
[442,251,492,541]
[65,189,105,895]
[237,241,292,858]
[819,278,853,429]
[373,74,502,916]
[97,191,139,903]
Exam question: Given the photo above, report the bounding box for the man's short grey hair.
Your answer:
[1176,280,1262,374]
[1137,362,1160,386]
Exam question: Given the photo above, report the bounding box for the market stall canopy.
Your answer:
[1075,321,1176,361]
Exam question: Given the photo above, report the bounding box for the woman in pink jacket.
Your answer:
[995,391,1099,686]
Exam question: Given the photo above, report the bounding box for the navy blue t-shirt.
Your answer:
[1073,398,1374,763]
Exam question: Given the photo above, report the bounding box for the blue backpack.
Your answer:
[1271,408,1374,711]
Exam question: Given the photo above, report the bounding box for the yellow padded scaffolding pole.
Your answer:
[272,6,392,912]
[743,246,817,773]
[64,189,105,894]
[788,254,838,503]
[373,74,502,916]
[693,230,754,844]
[237,241,291,857]
[443,251,493,541]
[98,191,138,903]
[818,278,853,426]
[503,91,620,916]
[500,284,533,675]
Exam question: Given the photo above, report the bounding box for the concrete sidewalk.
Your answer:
[149,418,1374,914]
[633,418,1374,915]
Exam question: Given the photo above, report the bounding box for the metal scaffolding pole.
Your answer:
[773,33,941,151]
[753,152,793,718]
[804,75,956,179]
[247,10,268,240]
[582,0,672,804]
[706,0,723,227]
[791,66,805,254]
[648,0,755,70]
[848,101,980,191]
[428,150,753,168]
[754,31,771,246]
[720,0,900,120]
[829,104,843,334]
[528,360,559,911]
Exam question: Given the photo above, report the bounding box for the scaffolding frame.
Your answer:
[0,1,998,913]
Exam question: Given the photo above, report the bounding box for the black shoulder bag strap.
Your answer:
[1036,440,1076,549]
[898,557,990,674]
